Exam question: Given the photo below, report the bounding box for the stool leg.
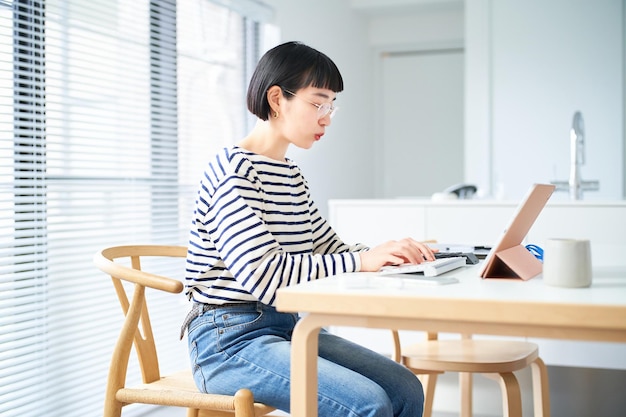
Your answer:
[531,357,551,417]
[459,372,472,417]
[418,373,438,417]
[498,372,522,417]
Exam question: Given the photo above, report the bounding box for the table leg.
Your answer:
[290,314,327,417]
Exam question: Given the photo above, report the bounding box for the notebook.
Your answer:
[479,183,556,280]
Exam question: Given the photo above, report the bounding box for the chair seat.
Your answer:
[402,339,539,373]
[116,370,276,416]
[96,245,278,417]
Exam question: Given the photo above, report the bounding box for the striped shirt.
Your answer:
[185,146,368,306]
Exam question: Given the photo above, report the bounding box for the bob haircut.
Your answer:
[247,41,344,121]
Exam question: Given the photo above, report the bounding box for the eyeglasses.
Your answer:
[282,88,338,119]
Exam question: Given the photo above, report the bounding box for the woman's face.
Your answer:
[279,85,337,150]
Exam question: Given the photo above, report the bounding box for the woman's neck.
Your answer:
[238,119,289,162]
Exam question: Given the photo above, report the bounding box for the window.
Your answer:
[0,0,274,415]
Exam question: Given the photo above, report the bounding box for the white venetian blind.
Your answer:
[0,0,273,415]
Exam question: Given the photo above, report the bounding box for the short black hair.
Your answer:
[246,41,344,121]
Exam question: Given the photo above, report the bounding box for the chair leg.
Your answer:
[234,388,256,417]
[497,372,522,417]
[530,357,551,417]
[418,373,438,417]
[186,408,199,417]
[459,372,472,417]
[103,394,123,417]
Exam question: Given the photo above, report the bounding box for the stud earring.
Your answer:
[273,111,278,118]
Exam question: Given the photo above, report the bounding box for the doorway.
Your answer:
[378,48,464,198]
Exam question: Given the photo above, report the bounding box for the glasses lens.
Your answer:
[318,103,335,119]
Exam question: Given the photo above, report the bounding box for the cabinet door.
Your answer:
[531,205,626,266]
[329,202,426,246]
[424,204,515,245]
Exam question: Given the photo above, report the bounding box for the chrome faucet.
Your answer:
[551,111,599,200]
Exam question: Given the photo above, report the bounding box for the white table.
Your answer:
[276,265,626,417]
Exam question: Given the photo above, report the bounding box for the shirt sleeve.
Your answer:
[308,196,369,256]
[201,173,366,306]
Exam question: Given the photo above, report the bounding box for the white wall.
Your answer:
[465,0,624,201]
[266,0,625,216]
[365,1,464,46]
[263,0,375,218]
[264,0,466,217]
[365,3,466,197]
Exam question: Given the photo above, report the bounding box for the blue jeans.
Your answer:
[187,302,424,417]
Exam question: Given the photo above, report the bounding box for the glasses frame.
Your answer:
[281,88,338,119]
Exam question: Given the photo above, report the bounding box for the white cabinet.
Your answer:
[328,198,626,370]
[532,205,626,267]
[329,201,426,246]
[330,199,516,246]
[331,199,626,268]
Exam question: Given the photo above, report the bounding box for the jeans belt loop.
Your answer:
[180,302,210,340]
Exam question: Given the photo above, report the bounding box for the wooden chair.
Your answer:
[391,330,550,417]
[94,245,277,417]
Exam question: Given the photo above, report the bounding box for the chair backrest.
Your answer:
[94,245,187,390]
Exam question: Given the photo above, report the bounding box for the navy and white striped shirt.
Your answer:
[185,146,368,306]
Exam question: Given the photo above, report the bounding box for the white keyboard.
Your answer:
[378,256,466,277]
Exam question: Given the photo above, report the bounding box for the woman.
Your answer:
[184,41,431,417]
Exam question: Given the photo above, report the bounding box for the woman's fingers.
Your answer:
[359,238,436,272]
[396,238,435,263]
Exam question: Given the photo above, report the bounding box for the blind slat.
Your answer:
[0,0,270,416]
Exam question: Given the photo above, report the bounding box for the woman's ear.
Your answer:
[266,85,283,116]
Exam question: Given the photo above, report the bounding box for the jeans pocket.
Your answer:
[214,309,265,352]
[217,309,263,331]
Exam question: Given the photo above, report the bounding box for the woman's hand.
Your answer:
[359,238,436,272]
